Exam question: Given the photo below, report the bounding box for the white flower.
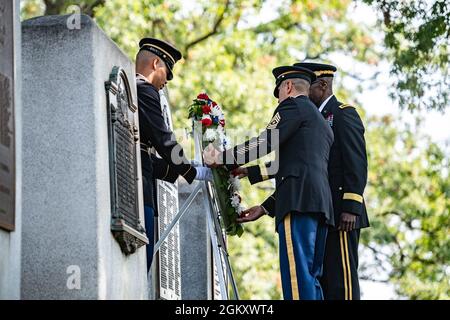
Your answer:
[216,124,224,134]
[228,176,241,191]
[203,128,217,142]
[217,128,228,144]
[230,193,241,208]
[210,105,222,117]
[223,135,231,147]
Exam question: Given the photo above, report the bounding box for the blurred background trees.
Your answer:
[20,0,449,299]
[363,115,449,299]
[363,0,449,112]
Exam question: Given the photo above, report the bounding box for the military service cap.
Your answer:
[272,65,317,98]
[139,38,182,80]
[294,62,337,79]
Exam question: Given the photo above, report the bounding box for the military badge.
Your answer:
[267,112,281,129]
[326,113,334,127]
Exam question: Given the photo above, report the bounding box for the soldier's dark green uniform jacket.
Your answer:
[222,95,335,229]
[248,95,369,229]
[137,77,197,210]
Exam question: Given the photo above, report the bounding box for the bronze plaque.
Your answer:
[0,0,15,232]
[105,66,148,255]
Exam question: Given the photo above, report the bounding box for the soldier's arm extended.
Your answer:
[260,193,276,218]
[338,105,368,215]
[246,161,276,185]
[150,154,179,183]
[139,87,196,183]
[221,101,300,170]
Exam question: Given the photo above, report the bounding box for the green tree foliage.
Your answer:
[20,0,449,299]
[20,0,104,17]
[362,0,450,112]
[363,115,449,299]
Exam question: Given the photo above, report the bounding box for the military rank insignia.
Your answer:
[326,113,334,127]
[267,112,281,129]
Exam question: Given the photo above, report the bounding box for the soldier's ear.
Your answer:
[152,57,160,70]
[288,80,294,92]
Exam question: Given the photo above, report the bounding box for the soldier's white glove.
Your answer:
[195,166,213,182]
[190,160,202,167]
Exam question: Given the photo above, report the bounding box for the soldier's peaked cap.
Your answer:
[294,62,337,79]
[272,65,316,98]
[139,38,182,81]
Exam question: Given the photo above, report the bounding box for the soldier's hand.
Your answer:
[232,167,248,179]
[190,159,202,167]
[203,143,221,168]
[338,212,357,232]
[236,205,265,223]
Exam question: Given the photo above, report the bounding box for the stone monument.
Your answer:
[20,14,147,299]
[0,0,22,300]
[179,180,212,299]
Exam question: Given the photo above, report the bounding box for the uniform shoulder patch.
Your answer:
[339,103,355,109]
[266,112,281,129]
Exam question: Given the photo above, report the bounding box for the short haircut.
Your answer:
[136,50,164,69]
[290,78,310,92]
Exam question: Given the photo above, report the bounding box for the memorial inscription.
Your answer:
[105,66,148,254]
[156,90,182,300]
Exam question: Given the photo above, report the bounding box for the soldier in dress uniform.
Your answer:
[203,65,334,300]
[135,38,211,271]
[295,62,369,300]
[237,62,370,299]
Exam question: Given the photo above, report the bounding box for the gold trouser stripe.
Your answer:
[343,231,353,300]
[284,213,299,300]
[260,164,269,181]
[339,231,349,300]
[343,193,363,203]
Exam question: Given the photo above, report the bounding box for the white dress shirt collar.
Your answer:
[136,73,149,82]
[319,94,334,113]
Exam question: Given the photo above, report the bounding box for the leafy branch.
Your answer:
[184,0,231,55]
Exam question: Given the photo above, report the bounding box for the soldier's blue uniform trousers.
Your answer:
[144,206,155,272]
[278,212,328,300]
